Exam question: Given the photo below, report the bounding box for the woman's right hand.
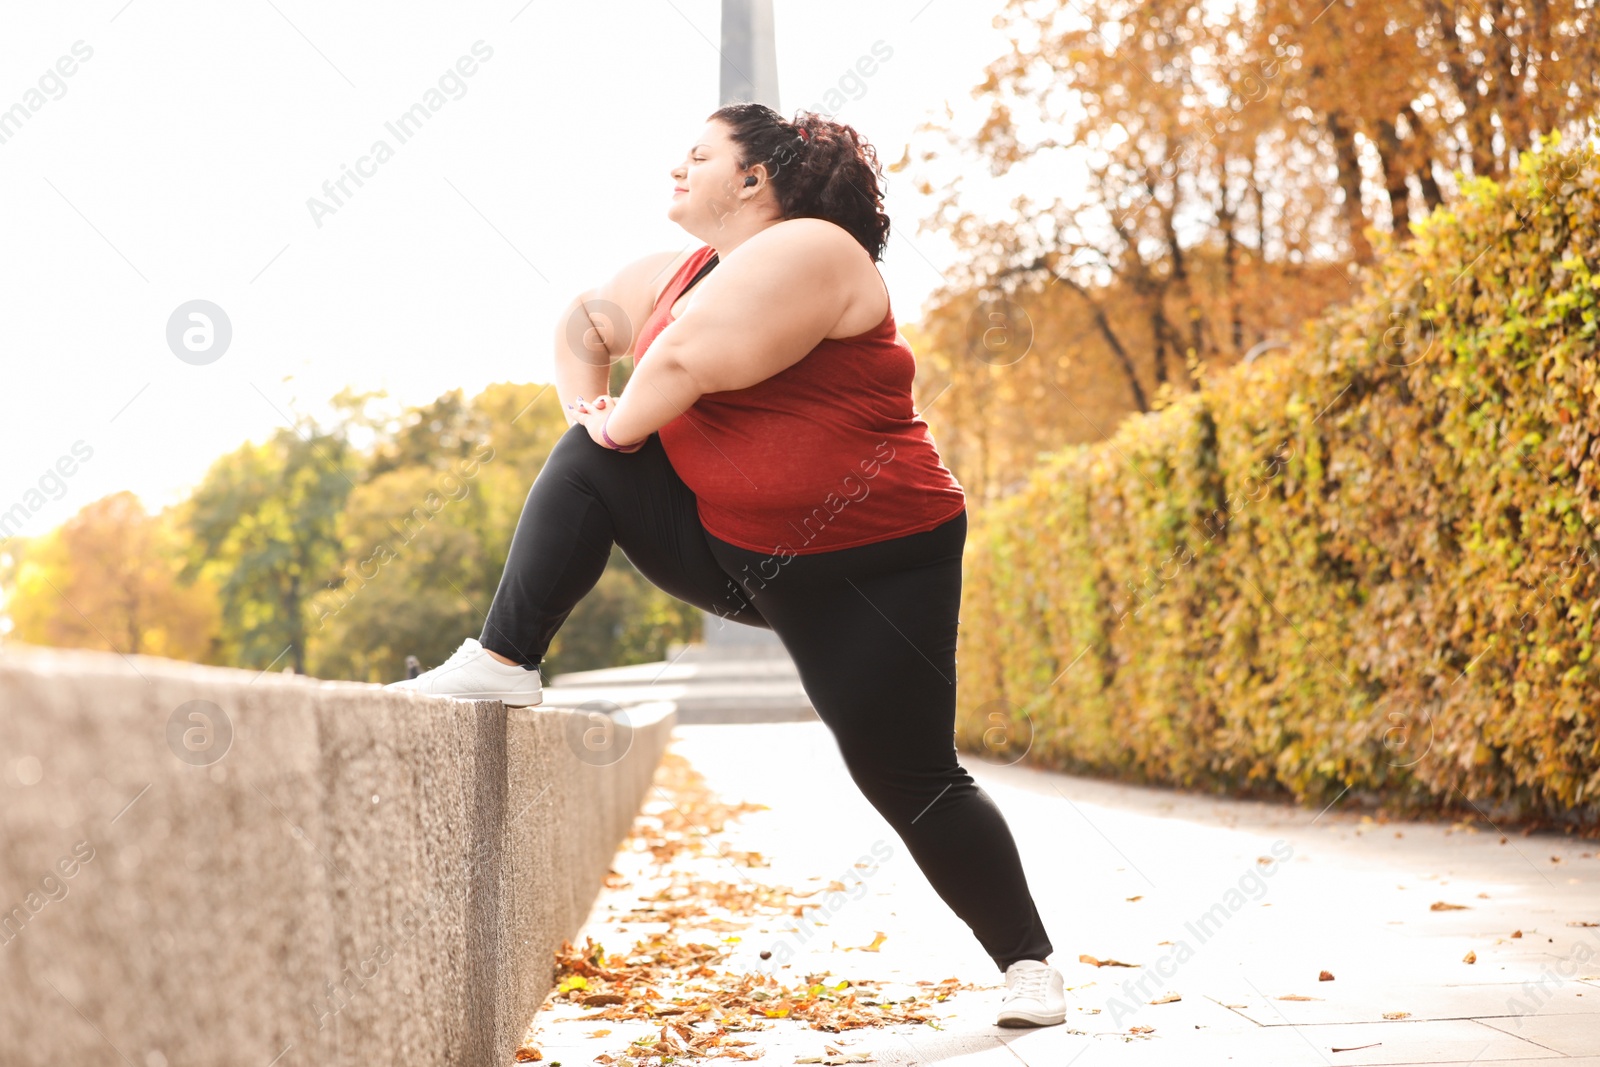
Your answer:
[570,395,647,452]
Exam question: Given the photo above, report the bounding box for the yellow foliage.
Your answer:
[7,491,220,661]
[959,139,1600,820]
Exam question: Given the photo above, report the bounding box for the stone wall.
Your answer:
[0,645,673,1066]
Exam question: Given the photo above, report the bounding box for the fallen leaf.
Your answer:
[1277,994,1322,1001]
[1148,993,1181,1004]
[580,993,626,1007]
[1430,901,1470,911]
[1382,1011,1410,1020]
[1318,970,1335,982]
[1079,954,1140,968]
[851,931,889,952]
[514,1046,542,1062]
[1128,1025,1155,1034]
[1256,856,1273,866]
[1126,895,1143,902]
[1568,921,1599,928]
[1463,950,1477,964]
[587,1029,612,1038]
[1511,930,1523,938]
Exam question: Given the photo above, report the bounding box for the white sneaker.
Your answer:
[995,959,1066,1027]
[384,638,544,707]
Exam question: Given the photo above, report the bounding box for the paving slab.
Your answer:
[1480,1013,1600,1057]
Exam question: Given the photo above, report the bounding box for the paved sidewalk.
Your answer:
[531,721,1600,1065]
[545,642,818,724]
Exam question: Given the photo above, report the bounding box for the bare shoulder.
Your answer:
[730,219,884,337]
[592,247,697,309]
[582,248,699,358]
[732,217,865,274]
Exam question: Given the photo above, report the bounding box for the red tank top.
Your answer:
[632,243,966,556]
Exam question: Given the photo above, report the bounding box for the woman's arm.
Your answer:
[554,248,690,427]
[552,290,612,427]
[596,220,855,447]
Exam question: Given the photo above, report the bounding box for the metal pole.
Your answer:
[719,0,780,109]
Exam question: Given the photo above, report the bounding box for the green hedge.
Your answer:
[958,138,1600,823]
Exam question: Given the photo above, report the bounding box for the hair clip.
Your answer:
[796,127,809,143]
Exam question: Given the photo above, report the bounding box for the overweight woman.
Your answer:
[389,102,1066,1028]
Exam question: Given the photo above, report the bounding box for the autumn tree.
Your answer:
[183,419,357,674]
[906,0,1600,504]
[5,491,219,660]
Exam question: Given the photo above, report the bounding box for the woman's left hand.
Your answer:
[570,394,645,453]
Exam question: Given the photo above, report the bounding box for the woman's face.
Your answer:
[668,120,753,232]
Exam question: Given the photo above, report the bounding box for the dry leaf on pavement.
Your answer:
[847,932,888,953]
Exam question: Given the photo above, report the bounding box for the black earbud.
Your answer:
[743,175,757,187]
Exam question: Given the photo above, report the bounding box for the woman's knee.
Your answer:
[543,423,662,494]
[838,750,971,821]
[548,421,605,467]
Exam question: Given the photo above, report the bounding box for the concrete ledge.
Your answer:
[0,645,673,1066]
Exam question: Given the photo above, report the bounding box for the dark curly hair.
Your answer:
[708,102,892,263]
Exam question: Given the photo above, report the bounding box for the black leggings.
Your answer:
[480,423,1055,972]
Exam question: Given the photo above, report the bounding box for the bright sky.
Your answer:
[0,0,1037,541]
